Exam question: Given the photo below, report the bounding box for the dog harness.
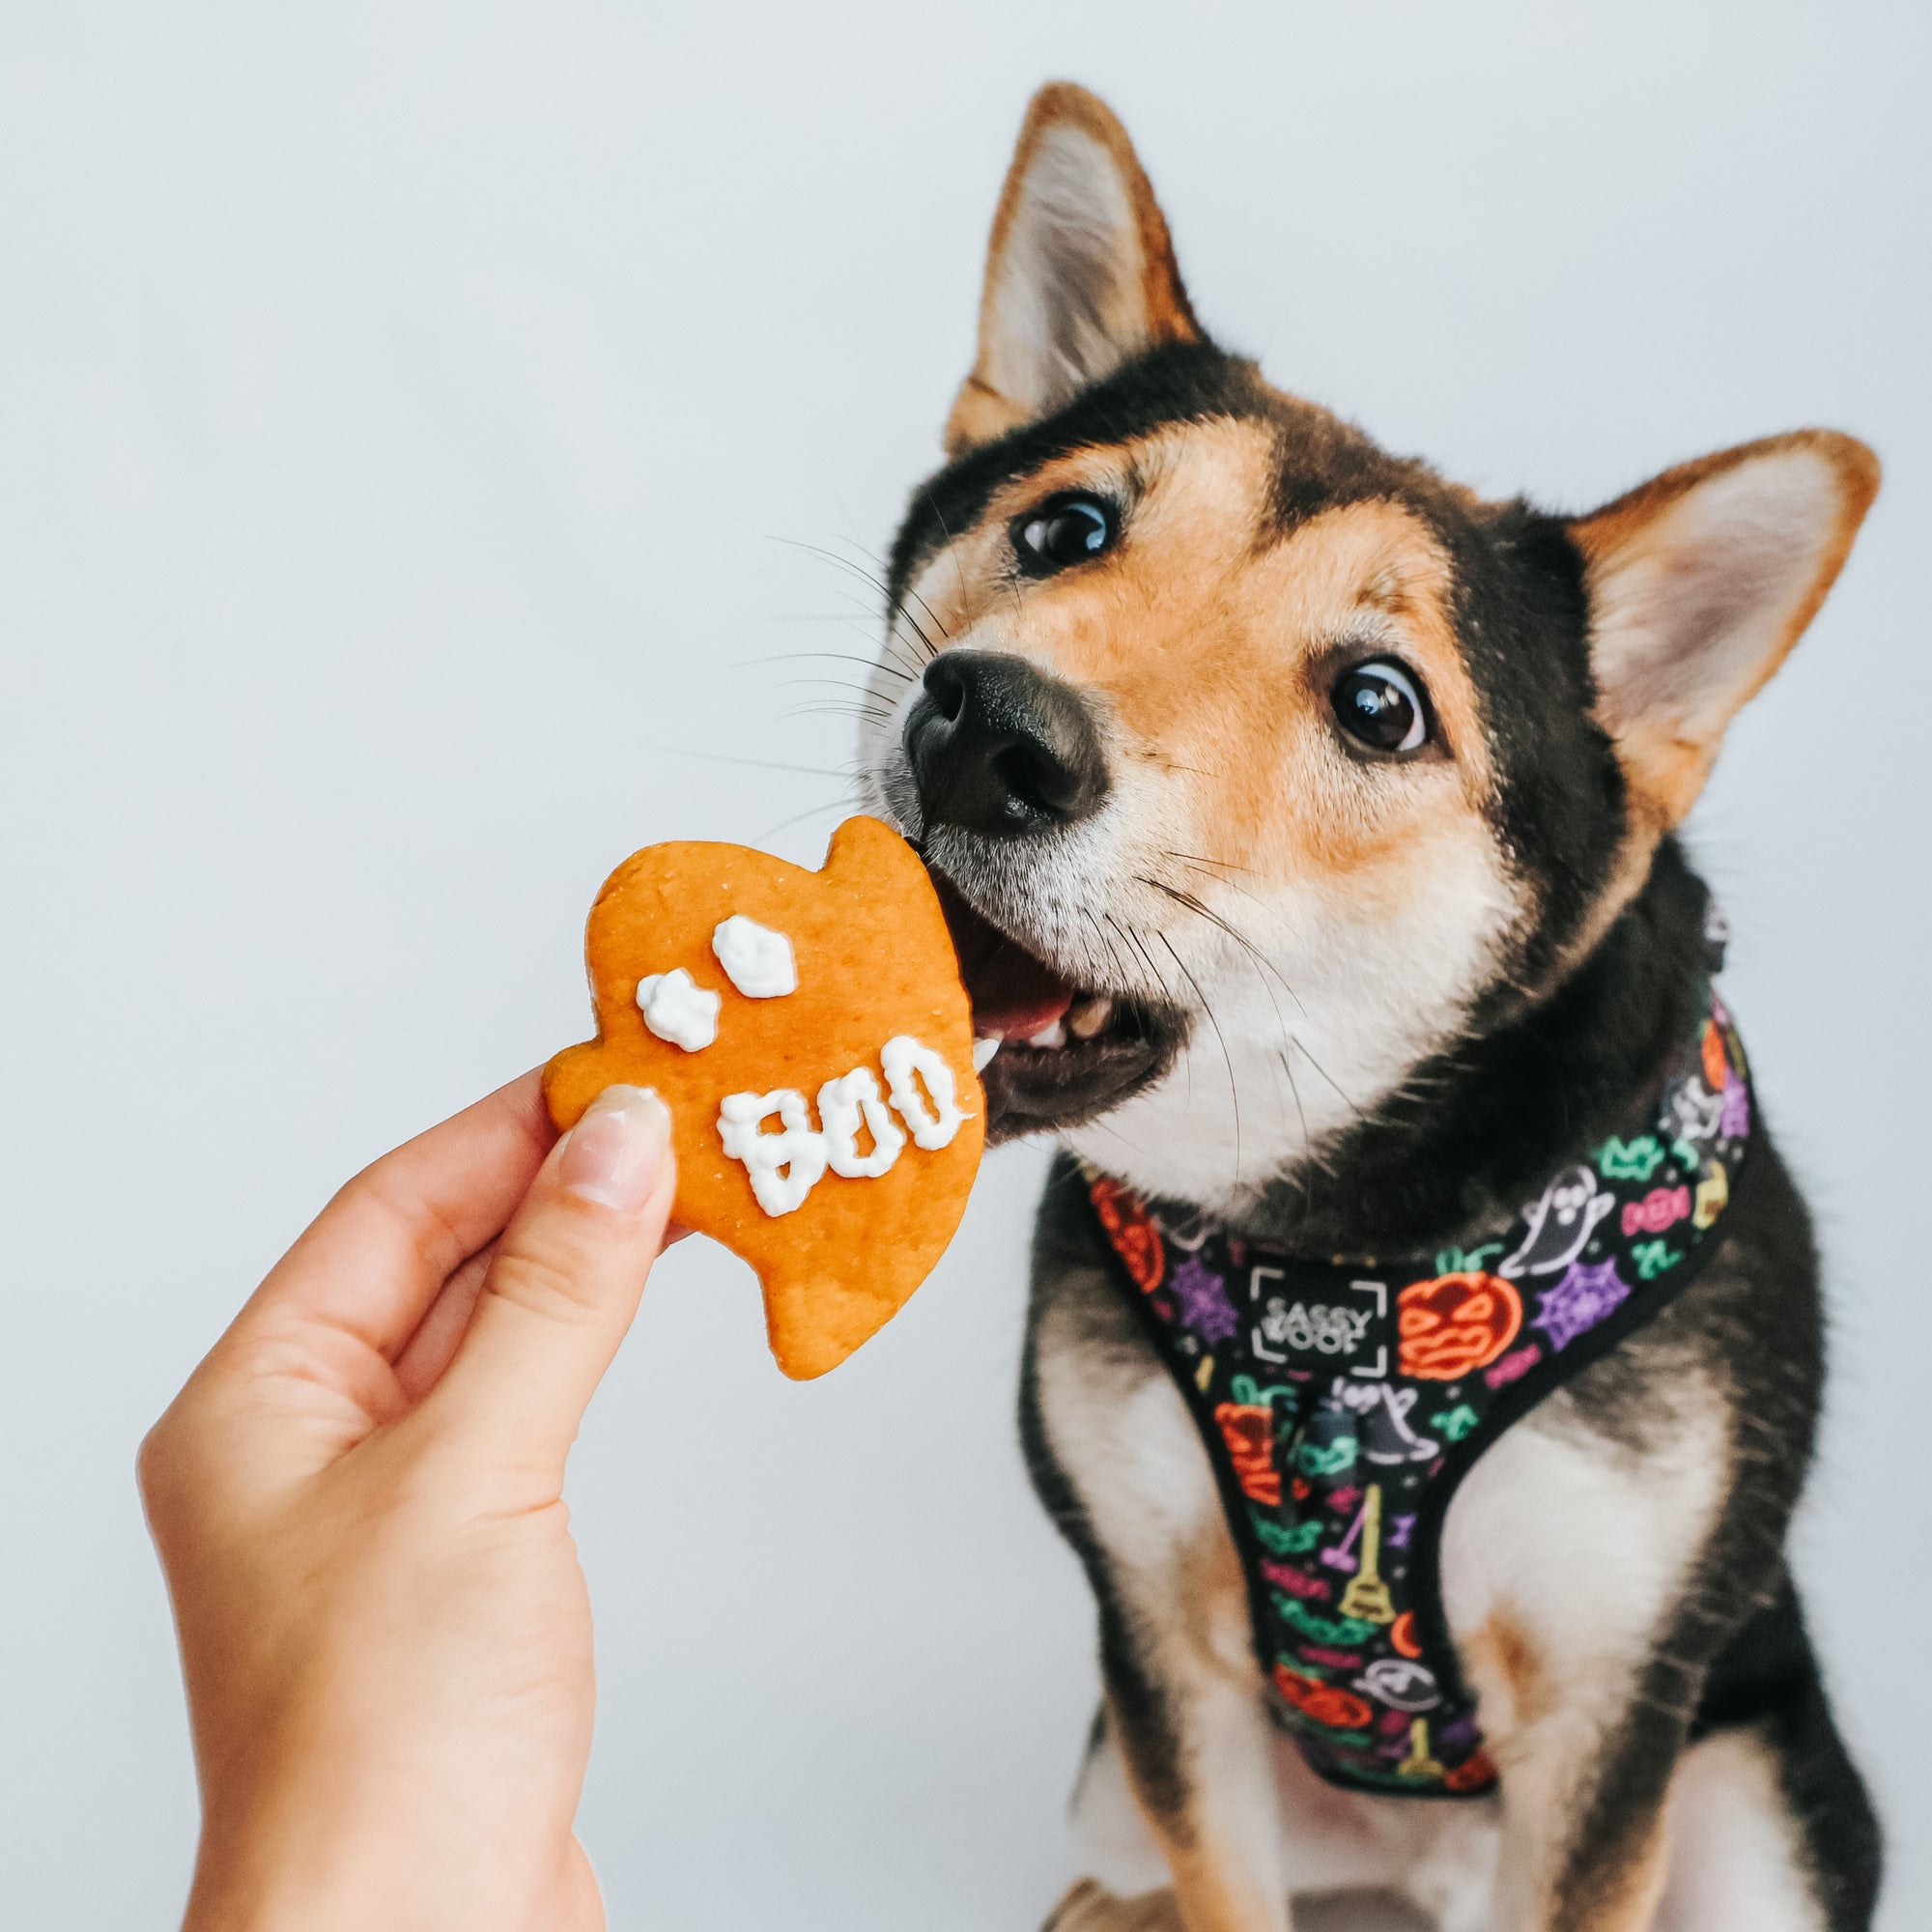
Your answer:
[1083,988,1752,1798]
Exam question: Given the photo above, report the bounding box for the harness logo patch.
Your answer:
[1248,1271,1390,1378]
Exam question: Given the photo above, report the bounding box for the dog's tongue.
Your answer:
[930,869,1074,1039]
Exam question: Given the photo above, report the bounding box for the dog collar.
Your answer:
[1082,986,1752,1797]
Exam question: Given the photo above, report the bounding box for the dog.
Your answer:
[858,83,1881,1932]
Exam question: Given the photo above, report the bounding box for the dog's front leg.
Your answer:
[1026,1243,1292,1932]
[1098,1588,1292,1932]
[1440,1368,1738,1932]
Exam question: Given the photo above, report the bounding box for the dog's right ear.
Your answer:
[944,84,1201,459]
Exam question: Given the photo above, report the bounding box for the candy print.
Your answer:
[1300,1645,1367,1671]
[1533,1257,1631,1350]
[1263,1560,1331,1601]
[1720,1075,1750,1140]
[1429,1404,1479,1443]
[1484,1342,1541,1390]
[1622,1185,1690,1236]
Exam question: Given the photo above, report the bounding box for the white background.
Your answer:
[2,5,1926,1926]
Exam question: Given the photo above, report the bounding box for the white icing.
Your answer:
[711,915,798,999]
[816,1066,906,1178]
[881,1036,970,1150]
[717,1090,828,1215]
[636,968,721,1051]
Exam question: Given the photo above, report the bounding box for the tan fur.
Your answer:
[946,83,1199,457]
[905,421,1504,943]
[1460,1611,1555,1743]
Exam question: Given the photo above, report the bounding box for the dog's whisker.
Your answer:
[743,649,920,687]
[769,534,945,662]
[832,531,952,646]
[753,794,862,843]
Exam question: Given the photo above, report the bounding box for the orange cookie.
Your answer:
[544,815,985,1378]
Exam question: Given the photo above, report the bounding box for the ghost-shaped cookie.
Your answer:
[544,815,984,1378]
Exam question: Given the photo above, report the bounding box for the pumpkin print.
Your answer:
[1213,1402,1280,1507]
[1397,1272,1522,1380]
[1091,1176,1165,1292]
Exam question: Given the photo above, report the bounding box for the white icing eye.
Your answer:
[636,968,721,1052]
[717,1090,828,1215]
[816,1066,906,1178]
[712,915,798,999]
[880,1036,970,1150]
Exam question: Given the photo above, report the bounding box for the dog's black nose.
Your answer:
[905,650,1109,838]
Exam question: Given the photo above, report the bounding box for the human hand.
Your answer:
[140,1074,676,1932]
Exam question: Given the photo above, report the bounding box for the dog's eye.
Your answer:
[1332,660,1430,754]
[1013,494,1117,575]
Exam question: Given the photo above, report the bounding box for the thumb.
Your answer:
[415,1084,676,1476]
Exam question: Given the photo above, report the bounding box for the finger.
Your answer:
[237,1070,555,1360]
[413,1085,675,1474]
[390,1238,498,1404]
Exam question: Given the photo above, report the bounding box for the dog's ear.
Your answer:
[944,84,1201,458]
[1570,430,1879,826]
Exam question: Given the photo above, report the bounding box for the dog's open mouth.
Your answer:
[927,867,1184,1141]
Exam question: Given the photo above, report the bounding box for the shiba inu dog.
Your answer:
[859,83,1881,1932]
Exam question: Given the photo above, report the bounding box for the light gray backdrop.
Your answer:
[2,5,1925,1926]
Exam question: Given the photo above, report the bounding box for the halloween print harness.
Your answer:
[1084,988,1752,1798]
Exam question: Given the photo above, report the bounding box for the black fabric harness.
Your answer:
[1082,989,1752,1797]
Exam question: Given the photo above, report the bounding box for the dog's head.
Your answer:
[861,84,1877,1213]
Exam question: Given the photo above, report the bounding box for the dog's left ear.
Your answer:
[1571,429,1880,826]
[944,83,1201,458]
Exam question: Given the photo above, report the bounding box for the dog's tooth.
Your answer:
[972,1036,1002,1071]
[1027,1020,1067,1050]
[1067,994,1114,1040]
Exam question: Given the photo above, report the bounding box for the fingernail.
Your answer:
[559,1086,672,1210]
